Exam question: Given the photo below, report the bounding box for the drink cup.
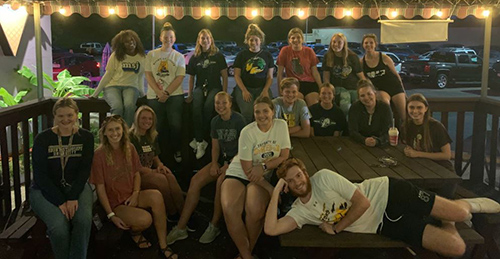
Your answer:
[389,127,399,146]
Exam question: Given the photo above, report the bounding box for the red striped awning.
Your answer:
[1,1,497,20]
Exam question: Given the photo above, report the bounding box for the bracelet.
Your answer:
[107,212,115,220]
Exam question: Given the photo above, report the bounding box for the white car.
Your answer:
[382,51,402,73]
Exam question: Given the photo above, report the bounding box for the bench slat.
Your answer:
[0,216,34,239]
[10,217,37,239]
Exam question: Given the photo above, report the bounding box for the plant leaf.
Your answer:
[0,100,7,107]
[14,90,29,103]
[0,87,16,106]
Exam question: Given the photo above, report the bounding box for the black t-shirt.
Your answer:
[234,49,274,89]
[186,51,227,89]
[324,52,362,90]
[309,103,347,136]
[404,118,454,172]
[210,112,246,162]
[129,133,161,169]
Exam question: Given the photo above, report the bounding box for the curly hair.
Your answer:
[111,30,145,62]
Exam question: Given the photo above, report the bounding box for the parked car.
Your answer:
[418,51,435,60]
[404,43,433,54]
[382,52,402,73]
[489,61,500,91]
[79,42,103,55]
[400,49,482,89]
[52,53,100,80]
[385,47,418,61]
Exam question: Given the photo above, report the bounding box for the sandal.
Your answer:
[160,246,177,259]
[130,232,152,249]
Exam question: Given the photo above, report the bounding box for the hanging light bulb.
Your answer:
[436,10,443,17]
[205,8,211,16]
[59,7,66,15]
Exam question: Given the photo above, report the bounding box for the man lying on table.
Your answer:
[264,158,500,257]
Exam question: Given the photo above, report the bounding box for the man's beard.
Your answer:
[289,178,312,198]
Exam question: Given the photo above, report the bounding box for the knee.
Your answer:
[149,190,165,207]
[134,213,153,230]
[47,220,70,238]
[444,236,466,257]
[244,202,265,222]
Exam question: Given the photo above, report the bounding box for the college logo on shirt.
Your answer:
[156,60,170,77]
[283,112,297,128]
[245,57,266,74]
[366,69,386,79]
[122,61,141,74]
[216,129,238,142]
[253,140,280,158]
[47,144,83,159]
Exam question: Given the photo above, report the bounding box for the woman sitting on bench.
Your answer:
[31,98,94,259]
[402,93,454,172]
[90,115,177,259]
[348,79,393,147]
[221,96,291,259]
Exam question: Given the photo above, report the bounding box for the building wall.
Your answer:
[0,15,52,102]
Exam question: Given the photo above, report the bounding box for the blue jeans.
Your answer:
[147,95,184,151]
[232,87,273,123]
[336,87,358,115]
[104,86,140,126]
[30,184,93,259]
[193,87,220,142]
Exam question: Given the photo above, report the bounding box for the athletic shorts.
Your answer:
[377,83,405,97]
[378,178,437,247]
[298,81,319,97]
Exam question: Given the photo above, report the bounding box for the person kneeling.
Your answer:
[264,158,500,257]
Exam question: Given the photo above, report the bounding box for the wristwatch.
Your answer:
[261,162,268,171]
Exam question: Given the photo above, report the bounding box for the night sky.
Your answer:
[50,12,496,50]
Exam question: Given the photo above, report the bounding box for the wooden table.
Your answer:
[290,137,461,198]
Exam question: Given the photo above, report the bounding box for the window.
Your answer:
[458,54,470,64]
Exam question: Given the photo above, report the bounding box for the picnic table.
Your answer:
[290,137,461,198]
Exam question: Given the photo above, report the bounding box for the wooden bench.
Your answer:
[455,185,500,259]
[280,222,485,258]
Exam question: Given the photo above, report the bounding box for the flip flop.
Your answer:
[130,232,152,249]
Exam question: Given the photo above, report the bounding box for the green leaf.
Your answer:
[42,73,56,91]
[14,90,29,103]
[0,88,16,106]
[57,70,72,81]
[0,100,7,107]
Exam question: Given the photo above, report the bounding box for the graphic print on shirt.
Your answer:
[317,201,349,224]
[313,117,337,128]
[198,58,215,69]
[139,144,155,168]
[253,140,281,160]
[332,65,352,79]
[122,61,141,74]
[292,57,304,75]
[366,69,386,79]
[48,144,83,159]
[156,60,171,77]
[282,112,297,127]
[245,57,266,74]
[412,133,423,151]
[216,128,238,143]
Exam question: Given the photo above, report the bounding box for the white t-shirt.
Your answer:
[93,53,145,97]
[272,97,311,128]
[145,48,186,99]
[286,170,389,234]
[225,119,291,180]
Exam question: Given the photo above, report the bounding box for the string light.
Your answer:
[109,7,116,14]
[345,9,352,16]
[205,8,211,16]
[391,11,398,18]
[59,7,66,15]
[156,8,164,16]
[436,10,443,17]
[298,9,305,18]
[483,10,490,17]
[251,9,258,17]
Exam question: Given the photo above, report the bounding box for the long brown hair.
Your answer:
[98,115,131,166]
[129,105,158,144]
[111,30,145,62]
[194,29,218,57]
[403,94,433,152]
[324,33,356,68]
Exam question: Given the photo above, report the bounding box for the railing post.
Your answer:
[470,102,487,184]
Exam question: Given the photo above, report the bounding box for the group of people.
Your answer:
[29,20,500,259]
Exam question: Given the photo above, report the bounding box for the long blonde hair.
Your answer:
[129,105,158,144]
[98,115,131,166]
[194,29,218,57]
[325,33,356,68]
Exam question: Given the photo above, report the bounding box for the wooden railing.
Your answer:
[0,97,499,227]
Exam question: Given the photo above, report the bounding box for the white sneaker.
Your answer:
[199,223,220,244]
[167,225,188,245]
[195,140,208,159]
[174,151,182,163]
[189,138,197,151]
[464,198,500,213]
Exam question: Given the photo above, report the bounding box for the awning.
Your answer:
[5,1,497,20]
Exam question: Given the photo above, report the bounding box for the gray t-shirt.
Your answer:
[272,97,311,128]
[210,112,246,161]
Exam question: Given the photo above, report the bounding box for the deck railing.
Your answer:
[0,97,499,226]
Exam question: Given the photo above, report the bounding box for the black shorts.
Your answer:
[224,175,250,186]
[298,81,319,97]
[378,178,437,247]
[377,83,405,97]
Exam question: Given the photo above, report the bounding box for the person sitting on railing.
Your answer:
[31,97,94,259]
[91,30,146,127]
[348,79,393,147]
[265,157,500,258]
[90,115,177,259]
[167,92,246,245]
[402,93,454,172]
[309,83,348,136]
[129,105,189,227]
[272,77,311,138]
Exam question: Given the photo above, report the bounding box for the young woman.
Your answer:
[348,79,393,147]
[323,33,365,115]
[277,27,322,106]
[90,116,177,259]
[361,34,406,122]
[91,30,146,126]
[145,22,185,163]
[402,94,454,172]
[221,96,291,259]
[186,29,228,159]
[129,105,186,222]
[31,98,94,259]
[167,92,246,245]
[272,77,311,138]
[233,23,274,124]
[309,83,348,136]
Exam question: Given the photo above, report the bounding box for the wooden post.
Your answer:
[470,102,487,184]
